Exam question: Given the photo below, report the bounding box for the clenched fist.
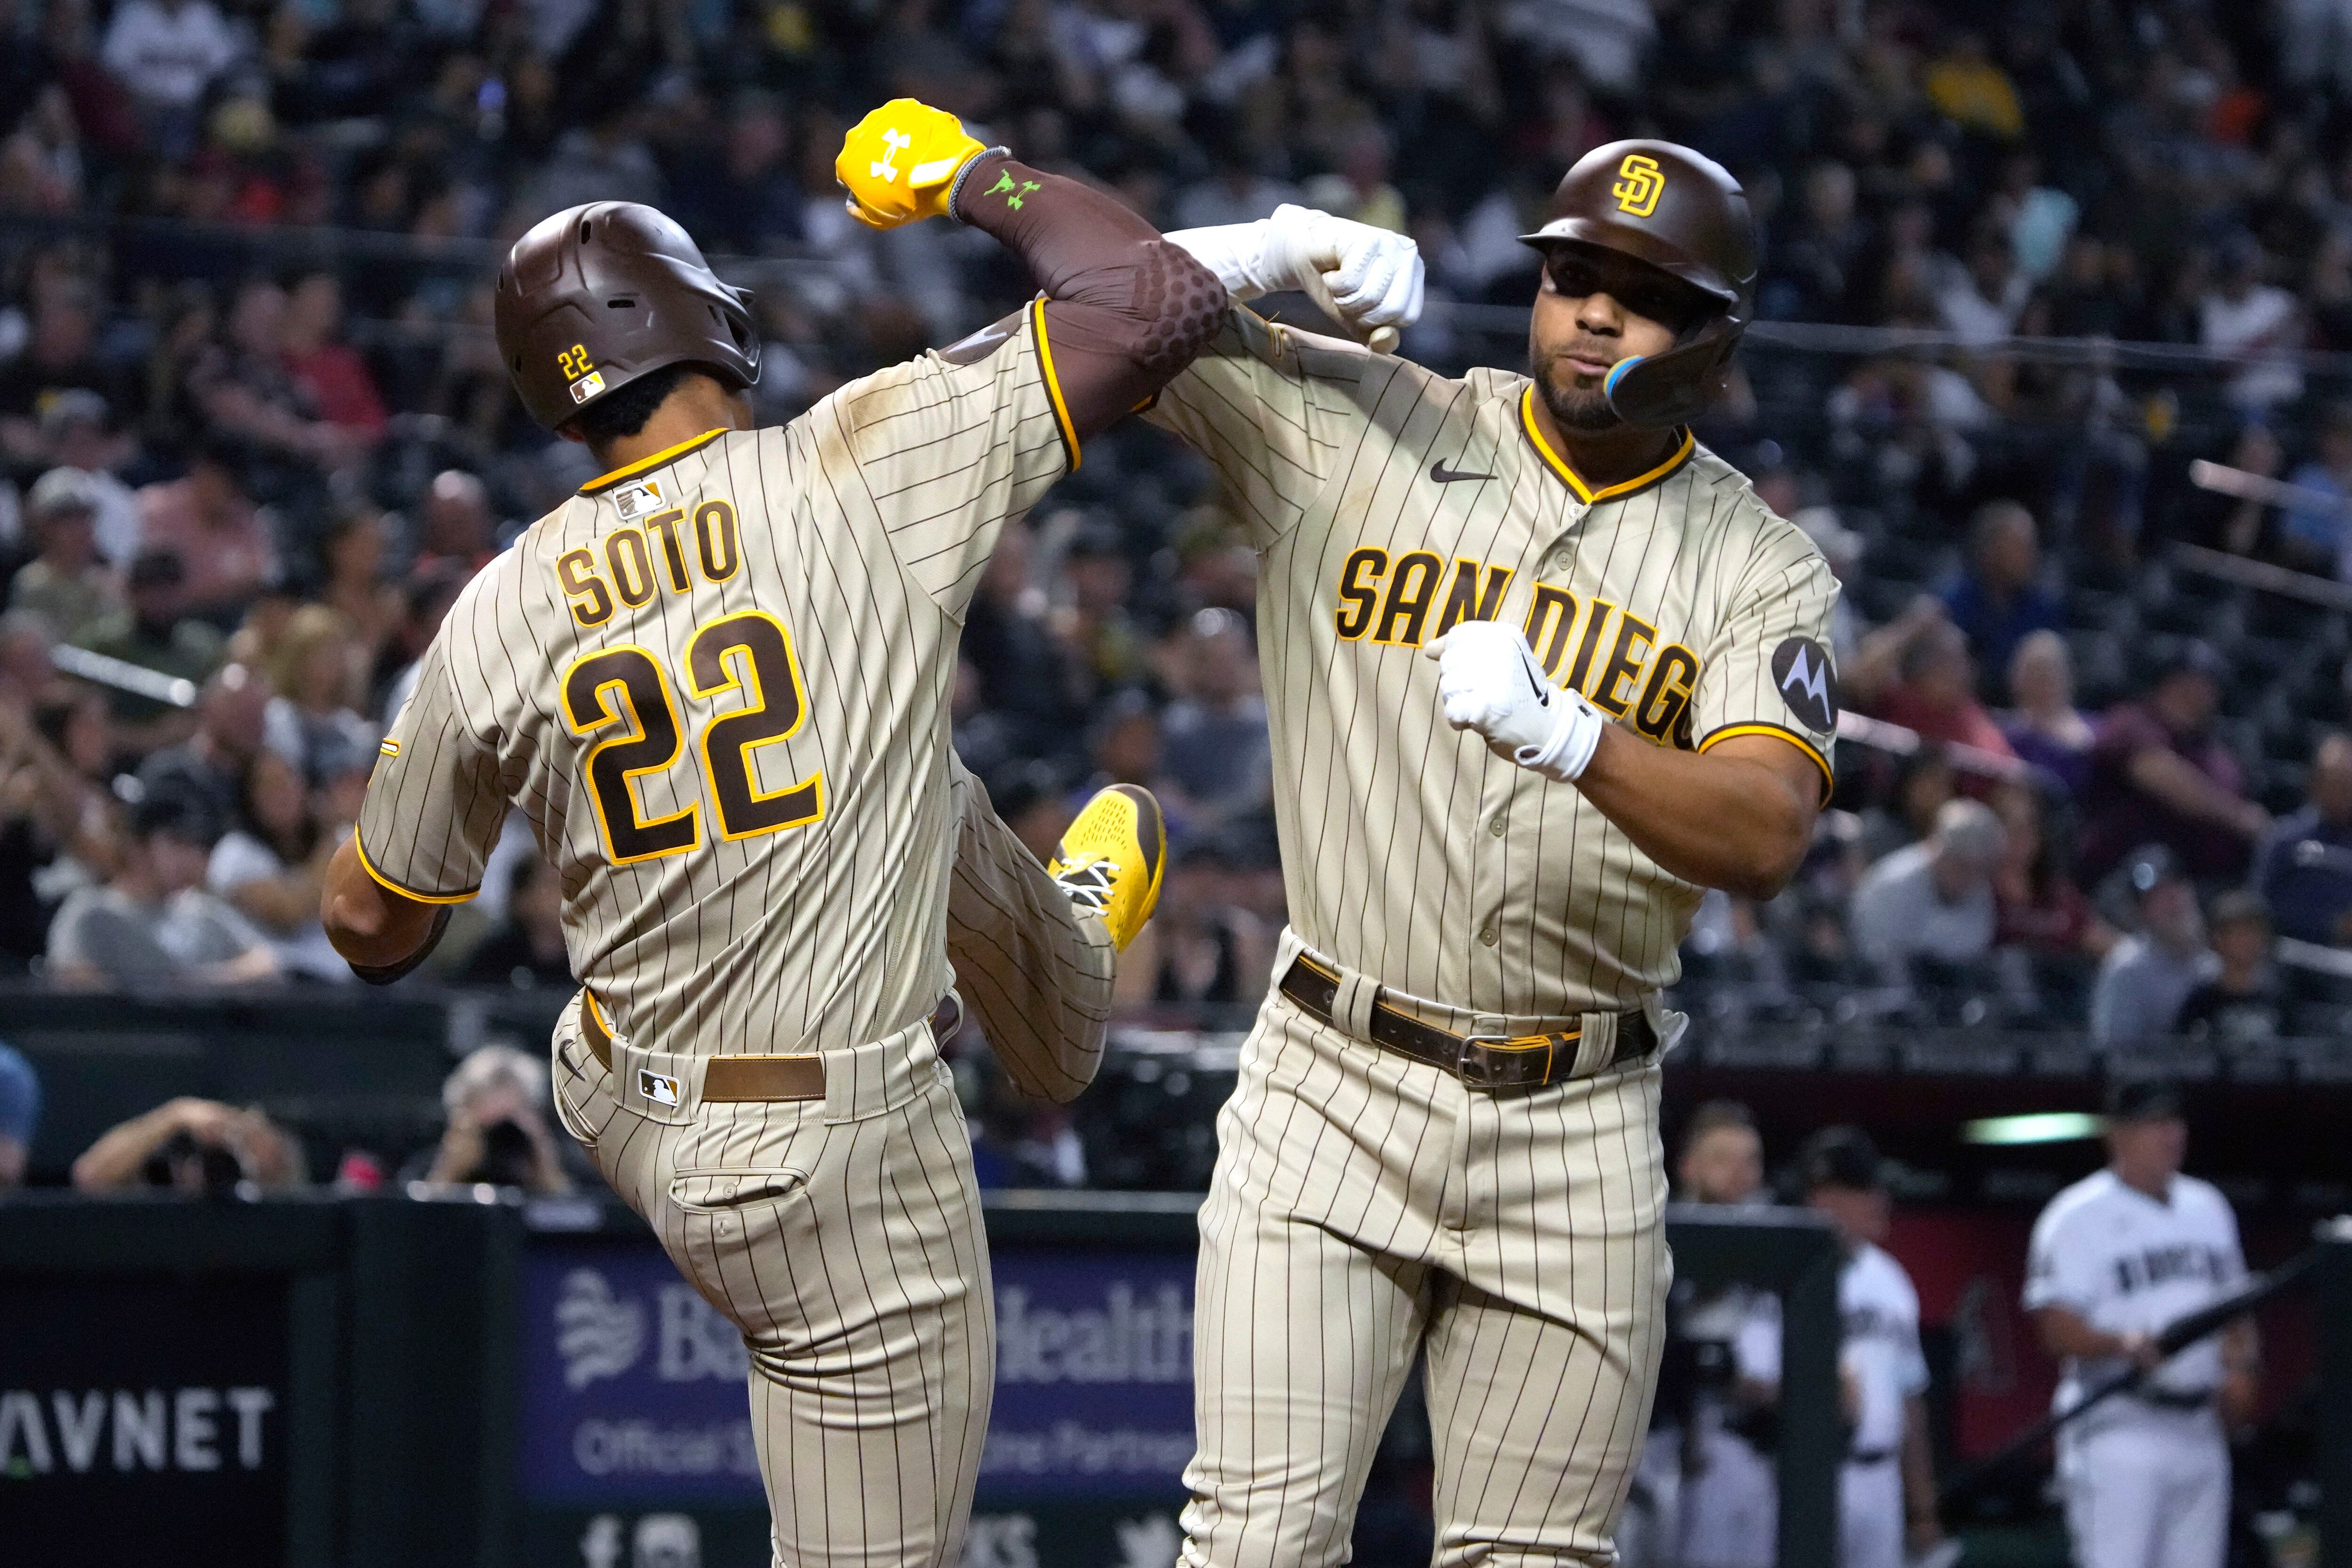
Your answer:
[1424,620,1606,783]
[836,99,992,229]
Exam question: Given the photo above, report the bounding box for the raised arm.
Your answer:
[835,100,1224,440]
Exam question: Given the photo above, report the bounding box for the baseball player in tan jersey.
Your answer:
[1149,141,1840,1567]
[318,101,1225,1568]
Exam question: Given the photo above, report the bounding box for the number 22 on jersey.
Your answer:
[561,610,824,864]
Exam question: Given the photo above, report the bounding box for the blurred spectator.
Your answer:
[137,661,270,836]
[415,469,499,570]
[0,287,127,446]
[2000,630,2095,801]
[1992,783,2113,965]
[264,604,376,780]
[2201,234,2302,414]
[45,788,279,989]
[1850,798,2006,982]
[2280,400,2352,580]
[187,279,361,478]
[281,273,388,444]
[206,748,347,980]
[1850,605,2015,761]
[75,549,223,740]
[458,853,573,988]
[401,1044,572,1194]
[71,1095,306,1194]
[378,560,469,723]
[2079,643,2265,885]
[2090,848,2216,1045]
[1158,607,1273,844]
[1937,224,2031,348]
[964,522,1082,768]
[1148,840,1270,1009]
[133,449,275,621]
[37,392,142,567]
[2176,892,2285,1045]
[1940,501,2064,694]
[100,0,237,155]
[7,467,121,642]
[1856,744,1958,866]
[1679,1099,1764,1206]
[0,1040,38,1188]
[2250,730,2352,946]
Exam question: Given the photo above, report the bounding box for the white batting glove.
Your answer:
[1424,621,1607,784]
[1164,206,1424,334]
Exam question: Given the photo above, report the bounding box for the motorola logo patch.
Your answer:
[1771,637,1839,732]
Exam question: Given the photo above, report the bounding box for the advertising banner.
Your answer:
[0,1277,290,1558]
[517,1238,1198,1568]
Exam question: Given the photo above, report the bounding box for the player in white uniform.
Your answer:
[1786,1128,1943,1568]
[1623,1102,1782,1568]
[2025,1082,2260,1568]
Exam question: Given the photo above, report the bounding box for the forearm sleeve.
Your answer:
[957,156,1225,440]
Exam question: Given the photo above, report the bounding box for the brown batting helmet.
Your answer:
[1520,140,1757,428]
[494,202,760,432]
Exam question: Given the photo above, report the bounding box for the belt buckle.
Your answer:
[1456,1031,1562,1092]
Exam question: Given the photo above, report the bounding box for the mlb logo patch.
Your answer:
[637,1069,680,1107]
[568,370,607,404]
[612,480,663,521]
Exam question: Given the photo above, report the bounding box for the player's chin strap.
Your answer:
[1601,310,1744,428]
[346,905,453,987]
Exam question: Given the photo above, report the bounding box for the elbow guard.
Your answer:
[1128,240,1226,374]
[348,905,453,987]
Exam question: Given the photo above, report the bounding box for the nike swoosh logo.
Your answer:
[1527,660,1549,705]
[1430,459,1494,485]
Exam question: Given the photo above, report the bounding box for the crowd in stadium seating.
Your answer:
[1,0,2351,1059]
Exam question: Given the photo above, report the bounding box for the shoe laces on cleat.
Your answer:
[1053,856,1115,912]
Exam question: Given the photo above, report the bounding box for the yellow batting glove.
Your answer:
[835,99,990,229]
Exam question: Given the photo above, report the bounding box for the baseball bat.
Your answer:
[48,643,199,708]
[1936,1220,2346,1512]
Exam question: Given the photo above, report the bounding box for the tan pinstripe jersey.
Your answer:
[1146,309,1839,1018]
[356,306,1084,1056]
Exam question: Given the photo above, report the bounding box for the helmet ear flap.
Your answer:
[1601,316,1742,428]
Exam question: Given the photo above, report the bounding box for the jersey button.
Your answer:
[1478,922,1499,947]
[1488,816,1506,838]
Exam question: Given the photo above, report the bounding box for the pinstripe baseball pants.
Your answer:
[549,765,1115,1568]
[1181,939,1673,1568]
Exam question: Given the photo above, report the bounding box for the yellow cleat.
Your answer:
[1047,785,1166,951]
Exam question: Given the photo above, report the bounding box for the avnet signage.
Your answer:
[518,1240,1198,1507]
[0,1278,289,1557]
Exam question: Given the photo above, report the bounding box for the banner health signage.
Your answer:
[520,1240,1197,1507]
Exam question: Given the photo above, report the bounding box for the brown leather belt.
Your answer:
[577,994,961,1104]
[1277,954,1656,1092]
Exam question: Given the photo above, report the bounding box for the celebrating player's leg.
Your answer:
[322,99,1216,1568]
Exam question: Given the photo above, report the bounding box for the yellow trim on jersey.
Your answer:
[1698,723,1836,802]
[1518,386,1694,504]
[584,988,612,1036]
[1031,297,1081,472]
[580,428,728,496]
[352,833,480,905]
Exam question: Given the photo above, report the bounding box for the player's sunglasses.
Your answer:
[1541,246,1713,335]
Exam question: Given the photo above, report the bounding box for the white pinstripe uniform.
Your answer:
[1143,309,1840,1568]
[354,308,1114,1568]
